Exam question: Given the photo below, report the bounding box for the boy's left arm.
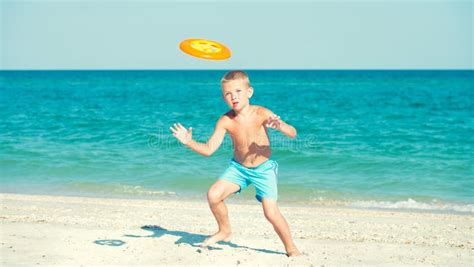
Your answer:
[262,108,297,139]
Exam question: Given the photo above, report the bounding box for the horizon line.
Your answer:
[1,68,473,72]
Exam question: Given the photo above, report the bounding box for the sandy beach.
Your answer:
[1,193,472,266]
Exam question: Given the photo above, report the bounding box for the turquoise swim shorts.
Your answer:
[218,158,279,202]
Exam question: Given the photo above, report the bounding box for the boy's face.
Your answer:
[221,79,253,111]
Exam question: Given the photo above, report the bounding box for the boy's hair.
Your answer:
[221,70,251,87]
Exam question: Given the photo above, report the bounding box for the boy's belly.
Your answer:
[233,145,272,168]
[229,125,271,168]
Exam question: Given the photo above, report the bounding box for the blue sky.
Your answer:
[1,0,472,70]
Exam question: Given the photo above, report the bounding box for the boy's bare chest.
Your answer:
[227,117,268,141]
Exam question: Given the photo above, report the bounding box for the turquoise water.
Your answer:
[1,70,473,212]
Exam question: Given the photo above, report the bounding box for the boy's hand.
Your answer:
[170,123,193,145]
[265,114,281,130]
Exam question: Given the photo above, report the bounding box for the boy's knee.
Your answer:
[207,189,222,205]
[263,208,280,222]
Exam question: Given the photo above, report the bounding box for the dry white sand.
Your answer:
[1,193,473,266]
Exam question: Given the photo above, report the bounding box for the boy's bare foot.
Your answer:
[286,249,302,257]
[201,231,232,247]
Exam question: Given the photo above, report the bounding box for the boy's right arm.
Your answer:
[170,117,227,157]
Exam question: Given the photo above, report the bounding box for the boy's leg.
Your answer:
[202,179,240,247]
[261,198,301,256]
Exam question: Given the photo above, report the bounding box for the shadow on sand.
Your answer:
[122,225,286,255]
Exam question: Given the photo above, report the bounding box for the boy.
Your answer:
[170,70,301,257]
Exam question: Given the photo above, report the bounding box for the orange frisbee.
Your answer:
[179,38,231,60]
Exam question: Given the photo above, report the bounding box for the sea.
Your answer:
[1,70,473,213]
